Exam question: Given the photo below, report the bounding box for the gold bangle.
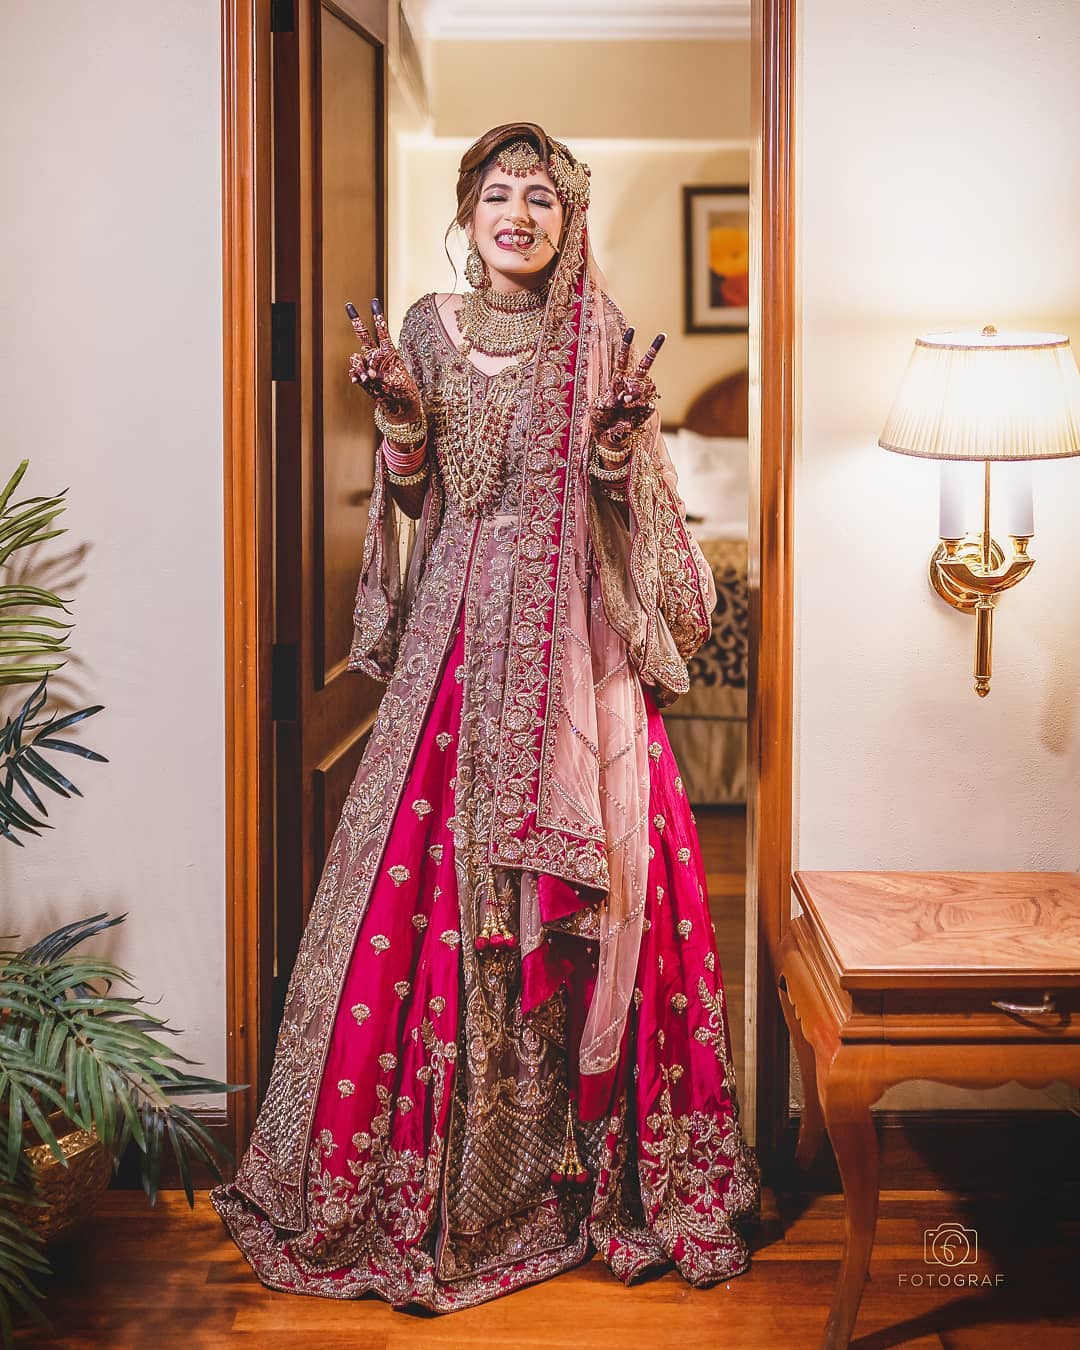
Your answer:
[595,441,631,465]
[375,403,427,447]
[589,456,631,482]
[385,461,429,487]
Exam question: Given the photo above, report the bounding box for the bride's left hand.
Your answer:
[590,327,665,451]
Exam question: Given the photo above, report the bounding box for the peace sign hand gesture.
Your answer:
[346,298,423,424]
[590,327,665,452]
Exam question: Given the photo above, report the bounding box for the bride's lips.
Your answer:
[494,230,535,251]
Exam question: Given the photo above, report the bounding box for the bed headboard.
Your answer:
[663,368,749,438]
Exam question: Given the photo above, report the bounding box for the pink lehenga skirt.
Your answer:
[212,618,760,1310]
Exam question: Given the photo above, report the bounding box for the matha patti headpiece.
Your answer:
[494,137,592,211]
[496,140,543,178]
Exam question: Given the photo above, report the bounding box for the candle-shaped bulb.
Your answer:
[1001,461,1034,538]
[938,460,968,539]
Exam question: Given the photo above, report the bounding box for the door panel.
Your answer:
[271,0,387,1025]
[317,6,380,686]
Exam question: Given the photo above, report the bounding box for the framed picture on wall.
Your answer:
[682,185,750,334]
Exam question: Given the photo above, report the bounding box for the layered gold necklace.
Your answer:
[458,282,549,357]
[434,361,527,517]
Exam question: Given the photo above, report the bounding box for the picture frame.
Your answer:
[682,184,751,334]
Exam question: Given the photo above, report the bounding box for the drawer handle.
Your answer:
[990,991,1057,1016]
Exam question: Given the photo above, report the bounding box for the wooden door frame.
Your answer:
[220,0,798,1173]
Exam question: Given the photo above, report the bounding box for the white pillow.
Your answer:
[664,430,749,539]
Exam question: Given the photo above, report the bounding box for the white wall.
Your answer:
[0,4,226,1088]
[795,0,1080,1110]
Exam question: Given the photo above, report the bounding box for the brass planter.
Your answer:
[11,1110,112,1244]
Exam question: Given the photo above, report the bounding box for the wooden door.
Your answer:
[270,0,387,1032]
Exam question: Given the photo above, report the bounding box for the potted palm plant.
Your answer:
[0,460,243,1344]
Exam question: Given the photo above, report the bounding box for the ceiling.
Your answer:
[413,0,751,42]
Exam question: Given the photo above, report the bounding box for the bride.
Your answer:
[211,121,760,1310]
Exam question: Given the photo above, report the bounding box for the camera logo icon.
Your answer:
[923,1222,978,1266]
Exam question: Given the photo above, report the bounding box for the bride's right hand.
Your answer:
[346,298,423,424]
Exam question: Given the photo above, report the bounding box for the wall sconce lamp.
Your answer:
[879,326,1080,696]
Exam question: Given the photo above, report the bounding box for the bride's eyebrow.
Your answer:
[483,181,555,197]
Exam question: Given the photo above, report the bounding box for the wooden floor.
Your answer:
[21,1185,1078,1347]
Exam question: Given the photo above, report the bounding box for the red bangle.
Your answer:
[381,435,427,474]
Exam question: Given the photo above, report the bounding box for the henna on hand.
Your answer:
[346,298,423,423]
[590,327,665,450]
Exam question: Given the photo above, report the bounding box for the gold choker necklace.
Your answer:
[458,283,549,357]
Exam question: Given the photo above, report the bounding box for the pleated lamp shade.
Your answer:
[878,326,1080,461]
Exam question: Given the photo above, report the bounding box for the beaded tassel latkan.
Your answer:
[551,1097,589,1186]
[474,869,518,951]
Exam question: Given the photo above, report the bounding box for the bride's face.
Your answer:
[469,163,564,290]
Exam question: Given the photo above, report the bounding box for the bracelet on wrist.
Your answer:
[595,440,632,465]
[374,402,427,447]
[382,439,428,474]
[589,455,632,483]
[385,462,430,488]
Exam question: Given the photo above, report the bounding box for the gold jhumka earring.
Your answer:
[465,240,489,290]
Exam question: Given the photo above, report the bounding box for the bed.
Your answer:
[659,368,749,806]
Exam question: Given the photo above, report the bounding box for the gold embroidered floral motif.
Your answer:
[674,776,684,795]
[412,914,429,932]
[440,930,461,948]
[411,799,433,818]
[388,865,410,885]
[670,993,688,1013]
[704,951,716,972]
[429,995,446,1014]
[398,1096,414,1114]
[693,977,739,1100]
[653,814,666,833]
[377,1052,398,1072]
[677,919,692,939]
[370,935,391,954]
[394,980,411,999]
[677,847,691,864]
[656,885,665,903]
[633,987,643,1008]
[428,844,444,863]
[436,732,453,751]
[337,1079,355,1097]
[351,1003,370,1025]
[647,741,663,760]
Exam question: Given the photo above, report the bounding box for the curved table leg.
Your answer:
[779,960,826,1172]
[819,1049,879,1349]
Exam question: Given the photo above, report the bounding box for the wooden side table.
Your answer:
[777,871,1080,1349]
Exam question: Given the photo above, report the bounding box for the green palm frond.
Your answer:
[0,1187,49,1345]
[0,914,246,1341]
[0,676,106,846]
[0,461,74,687]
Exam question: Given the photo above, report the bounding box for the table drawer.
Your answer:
[880,986,1079,1039]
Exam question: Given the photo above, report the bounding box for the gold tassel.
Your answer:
[551,1096,589,1186]
[474,869,517,951]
